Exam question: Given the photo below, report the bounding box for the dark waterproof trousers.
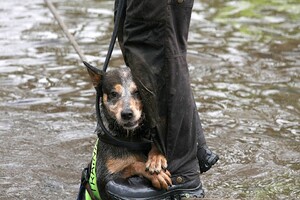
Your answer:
[115,0,207,183]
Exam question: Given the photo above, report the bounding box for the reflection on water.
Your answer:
[0,0,299,199]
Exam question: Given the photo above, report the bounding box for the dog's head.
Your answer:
[85,62,143,131]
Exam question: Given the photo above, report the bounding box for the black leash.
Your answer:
[84,0,152,151]
[45,0,151,151]
[45,1,152,199]
[101,0,124,72]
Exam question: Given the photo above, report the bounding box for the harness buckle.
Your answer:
[78,164,100,200]
[81,165,90,185]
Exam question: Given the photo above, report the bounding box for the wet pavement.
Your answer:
[0,0,299,199]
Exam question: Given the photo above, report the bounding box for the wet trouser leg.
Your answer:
[115,0,217,181]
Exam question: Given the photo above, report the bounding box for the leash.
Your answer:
[44,0,151,151]
[45,1,151,199]
[44,0,86,63]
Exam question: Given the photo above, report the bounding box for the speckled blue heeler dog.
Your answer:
[84,63,172,199]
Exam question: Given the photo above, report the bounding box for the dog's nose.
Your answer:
[121,109,133,120]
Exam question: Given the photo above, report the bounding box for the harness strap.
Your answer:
[77,139,101,200]
[85,184,99,200]
[85,139,101,200]
[81,165,99,200]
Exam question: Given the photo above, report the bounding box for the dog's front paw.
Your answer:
[149,170,172,190]
[146,145,168,174]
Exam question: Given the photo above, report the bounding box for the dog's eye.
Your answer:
[133,90,141,99]
[108,91,119,99]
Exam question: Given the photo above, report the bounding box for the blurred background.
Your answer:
[0,0,299,199]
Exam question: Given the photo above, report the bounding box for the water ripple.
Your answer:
[0,0,299,199]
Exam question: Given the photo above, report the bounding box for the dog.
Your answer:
[85,64,172,199]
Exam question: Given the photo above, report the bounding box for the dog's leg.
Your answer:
[145,144,168,174]
[107,156,172,190]
[122,161,172,190]
[106,155,142,175]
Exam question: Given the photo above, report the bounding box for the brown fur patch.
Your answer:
[108,100,123,117]
[106,155,144,174]
[129,82,142,111]
[103,94,108,103]
[114,84,123,94]
[129,82,137,93]
[130,98,142,111]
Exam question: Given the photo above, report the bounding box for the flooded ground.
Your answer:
[0,0,299,199]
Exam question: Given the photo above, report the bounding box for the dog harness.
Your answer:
[77,139,101,200]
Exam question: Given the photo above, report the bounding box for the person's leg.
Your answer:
[163,0,202,182]
[120,0,218,175]
[194,107,219,173]
[119,0,199,180]
[107,0,218,198]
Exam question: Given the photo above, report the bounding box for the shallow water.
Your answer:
[0,0,299,199]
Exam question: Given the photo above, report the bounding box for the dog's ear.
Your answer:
[83,61,104,88]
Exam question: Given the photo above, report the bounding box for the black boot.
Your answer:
[197,145,219,173]
[106,176,204,200]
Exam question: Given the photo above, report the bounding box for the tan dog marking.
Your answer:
[106,155,143,174]
[114,84,123,94]
[103,84,124,118]
[103,94,108,103]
